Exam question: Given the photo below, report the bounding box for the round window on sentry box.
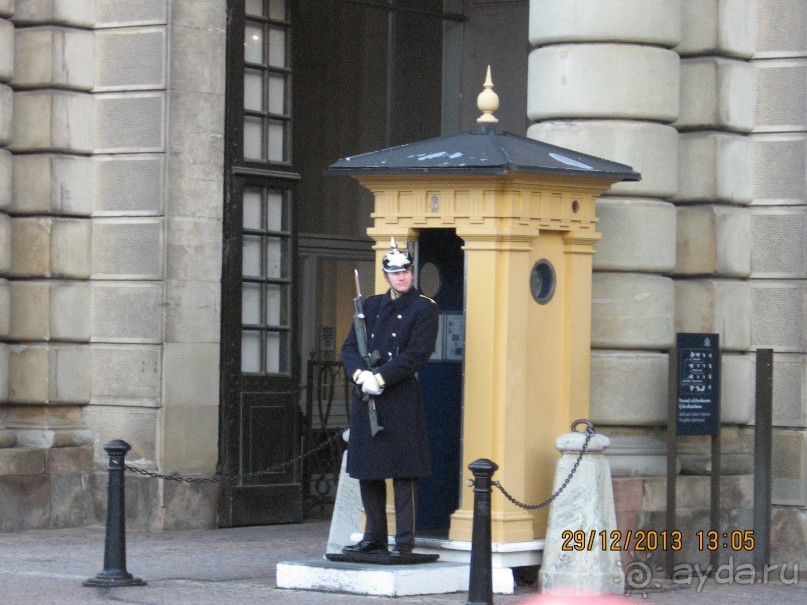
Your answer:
[530,259,556,305]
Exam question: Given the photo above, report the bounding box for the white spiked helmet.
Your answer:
[382,237,413,273]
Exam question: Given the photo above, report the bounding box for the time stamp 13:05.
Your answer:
[561,529,756,552]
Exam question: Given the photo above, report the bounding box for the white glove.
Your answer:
[355,370,373,386]
[361,372,383,396]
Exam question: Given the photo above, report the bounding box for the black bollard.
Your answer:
[467,458,498,605]
[83,440,146,587]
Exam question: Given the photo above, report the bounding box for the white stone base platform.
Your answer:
[415,535,545,570]
[276,558,470,597]
[277,546,527,597]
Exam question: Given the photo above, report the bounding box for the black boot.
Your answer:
[341,540,388,555]
[390,544,413,557]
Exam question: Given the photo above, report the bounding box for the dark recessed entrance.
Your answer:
[416,229,464,536]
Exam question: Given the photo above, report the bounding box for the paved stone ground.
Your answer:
[0,519,804,604]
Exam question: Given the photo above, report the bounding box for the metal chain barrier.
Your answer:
[124,428,348,485]
[485,419,595,511]
[126,417,595,499]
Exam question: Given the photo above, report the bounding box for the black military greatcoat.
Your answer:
[341,286,439,480]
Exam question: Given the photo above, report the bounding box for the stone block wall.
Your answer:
[528,0,807,567]
[613,474,754,570]
[750,0,807,561]
[0,0,225,531]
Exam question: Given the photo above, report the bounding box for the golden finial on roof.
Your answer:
[476,65,499,124]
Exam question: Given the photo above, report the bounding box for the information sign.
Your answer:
[676,333,720,436]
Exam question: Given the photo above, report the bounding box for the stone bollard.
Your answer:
[326,429,364,553]
[539,427,623,595]
[83,440,146,587]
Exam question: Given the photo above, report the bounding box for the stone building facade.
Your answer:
[0,0,805,567]
[0,0,223,530]
[530,0,807,565]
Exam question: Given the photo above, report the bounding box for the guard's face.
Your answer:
[385,268,414,294]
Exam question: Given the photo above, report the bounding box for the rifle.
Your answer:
[353,269,383,436]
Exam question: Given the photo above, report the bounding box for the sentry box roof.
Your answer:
[325,67,640,182]
[324,127,641,182]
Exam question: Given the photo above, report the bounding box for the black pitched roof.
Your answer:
[325,128,641,181]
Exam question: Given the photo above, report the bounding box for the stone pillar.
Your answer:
[82,3,166,494]
[8,3,94,451]
[160,1,223,476]
[81,1,225,529]
[0,0,99,530]
[527,0,681,477]
[157,1,225,527]
[673,0,757,475]
[539,430,623,595]
[0,1,11,450]
[750,0,807,562]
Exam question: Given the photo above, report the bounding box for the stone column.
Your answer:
[750,0,807,560]
[673,0,756,474]
[80,3,167,493]
[527,0,681,476]
[79,1,226,529]
[157,0,226,527]
[8,3,94,452]
[0,1,12,450]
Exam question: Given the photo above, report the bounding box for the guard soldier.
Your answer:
[341,238,439,557]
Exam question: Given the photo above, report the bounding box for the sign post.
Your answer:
[753,349,774,574]
[666,333,721,576]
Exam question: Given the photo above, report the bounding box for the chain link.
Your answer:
[490,421,595,511]
[125,418,596,507]
[124,428,347,485]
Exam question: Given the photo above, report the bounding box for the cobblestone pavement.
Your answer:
[0,519,803,605]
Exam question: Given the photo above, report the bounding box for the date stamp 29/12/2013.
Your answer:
[560,529,756,553]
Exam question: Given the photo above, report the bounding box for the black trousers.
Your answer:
[359,477,417,548]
